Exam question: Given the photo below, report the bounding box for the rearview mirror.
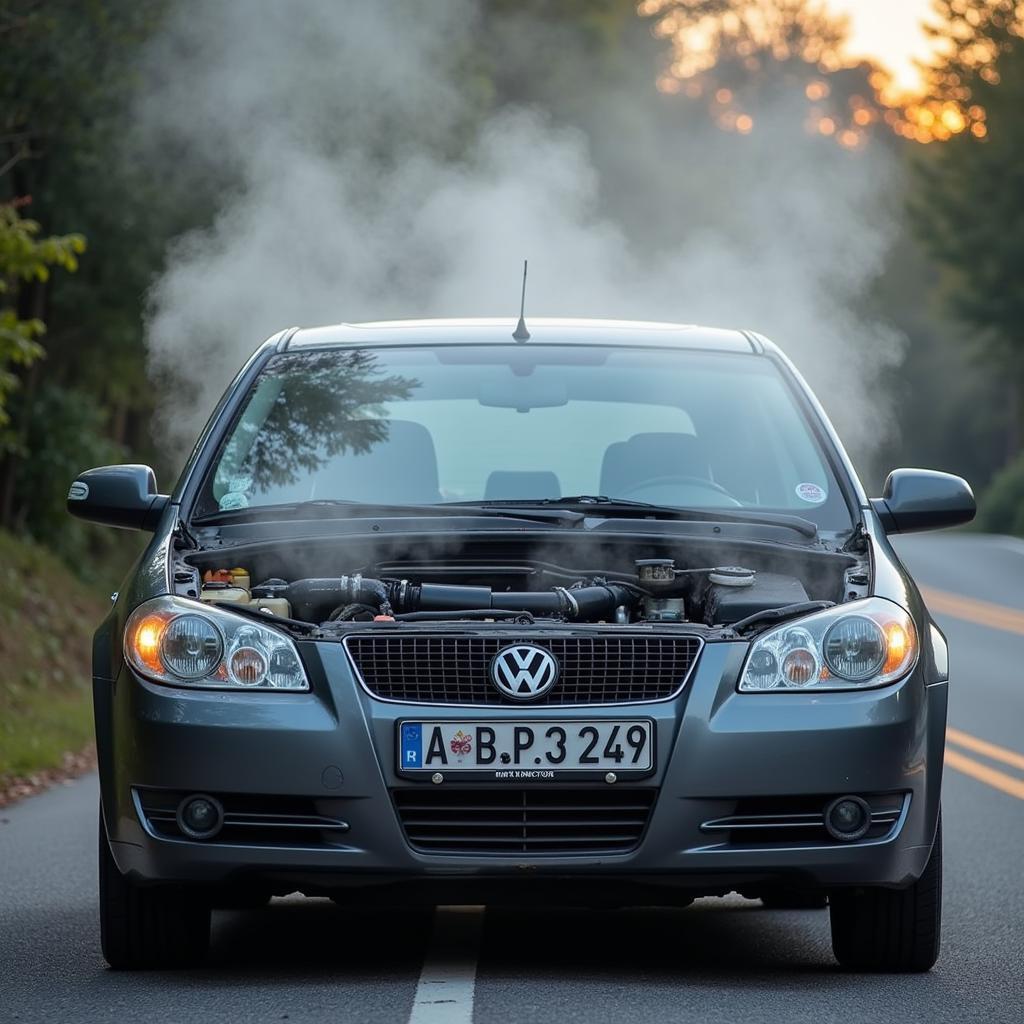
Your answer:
[477,378,568,411]
[66,464,170,531]
[870,468,975,534]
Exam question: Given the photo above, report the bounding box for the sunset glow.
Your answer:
[827,0,937,96]
[642,0,1018,146]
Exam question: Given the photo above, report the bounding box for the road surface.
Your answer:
[2,532,1022,1023]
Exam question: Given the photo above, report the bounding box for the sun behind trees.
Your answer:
[639,0,889,146]
[639,0,1023,147]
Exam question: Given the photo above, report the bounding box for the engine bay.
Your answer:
[174,536,867,635]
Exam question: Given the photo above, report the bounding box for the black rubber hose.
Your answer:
[284,576,638,622]
[411,581,636,620]
[414,583,497,611]
[285,576,390,620]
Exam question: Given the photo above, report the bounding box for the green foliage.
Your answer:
[0,205,84,282]
[0,0,169,153]
[0,204,85,430]
[976,451,1024,536]
[0,0,172,561]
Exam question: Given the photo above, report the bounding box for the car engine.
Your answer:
[180,550,860,632]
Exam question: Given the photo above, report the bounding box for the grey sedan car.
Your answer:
[68,319,974,971]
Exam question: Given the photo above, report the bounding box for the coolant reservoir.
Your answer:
[250,597,292,617]
[229,567,251,591]
[200,582,251,605]
[250,579,291,618]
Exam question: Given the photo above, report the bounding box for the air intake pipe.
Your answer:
[412,582,638,620]
[277,575,637,622]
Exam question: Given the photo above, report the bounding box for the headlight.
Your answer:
[125,596,309,691]
[738,598,917,692]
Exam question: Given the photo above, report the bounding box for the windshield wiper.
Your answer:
[192,497,817,538]
[470,495,669,510]
[190,499,583,527]
[444,496,819,538]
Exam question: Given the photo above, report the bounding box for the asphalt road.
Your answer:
[2,532,1023,1023]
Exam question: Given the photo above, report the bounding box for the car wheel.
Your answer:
[829,812,942,972]
[99,806,211,969]
[759,890,828,910]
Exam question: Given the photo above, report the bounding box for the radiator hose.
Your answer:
[277,575,637,622]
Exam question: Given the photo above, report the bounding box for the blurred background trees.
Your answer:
[0,0,168,573]
[911,0,1024,529]
[1,0,1023,584]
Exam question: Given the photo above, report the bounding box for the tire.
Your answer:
[760,890,828,910]
[829,813,942,972]
[99,807,211,969]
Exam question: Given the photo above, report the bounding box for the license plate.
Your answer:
[398,720,653,775]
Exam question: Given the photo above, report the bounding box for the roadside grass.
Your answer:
[0,530,109,780]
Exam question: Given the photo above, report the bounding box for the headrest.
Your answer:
[325,419,440,504]
[600,432,710,496]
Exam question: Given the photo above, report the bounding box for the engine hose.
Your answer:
[405,581,636,620]
[282,575,638,622]
[284,575,391,621]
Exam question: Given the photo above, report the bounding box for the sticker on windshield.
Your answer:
[219,491,249,511]
[795,482,827,504]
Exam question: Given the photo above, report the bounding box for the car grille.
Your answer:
[345,634,702,705]
[393,787,656,855]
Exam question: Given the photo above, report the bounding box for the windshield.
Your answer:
[196,344,852,529]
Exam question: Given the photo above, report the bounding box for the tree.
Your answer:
[641,0,849,82]
[637,0,888,149]
[912,0,1024,459]
[0,0,169,543]
[0,202,84,432]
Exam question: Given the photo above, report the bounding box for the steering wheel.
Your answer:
[617,474,743,506]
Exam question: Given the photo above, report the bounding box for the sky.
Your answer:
[828,0,937,92]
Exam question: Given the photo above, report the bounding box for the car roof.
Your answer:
[283,318,760,353]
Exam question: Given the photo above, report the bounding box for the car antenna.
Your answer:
[512,259,531,342]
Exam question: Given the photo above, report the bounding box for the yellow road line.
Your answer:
[920,585,1024,636]
[945,748,1024,800]
[947,726,1024,773]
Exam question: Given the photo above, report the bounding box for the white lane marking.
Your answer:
[409,905,485,1024]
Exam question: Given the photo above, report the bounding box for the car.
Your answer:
[68,317,975,971]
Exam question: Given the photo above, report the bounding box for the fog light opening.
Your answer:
[824,795,871,842]
[176,794,224,840]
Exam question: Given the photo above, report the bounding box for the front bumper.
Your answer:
[96,637,946,898]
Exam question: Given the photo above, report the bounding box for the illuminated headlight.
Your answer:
[738,598,917,692]
[125,596,309,691]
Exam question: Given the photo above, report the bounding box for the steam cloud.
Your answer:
[140,0,904,469]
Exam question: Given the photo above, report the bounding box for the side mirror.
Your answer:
[870,468,975,534]
[66,464,170,531]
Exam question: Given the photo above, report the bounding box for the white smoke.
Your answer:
[140,0,904,467]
